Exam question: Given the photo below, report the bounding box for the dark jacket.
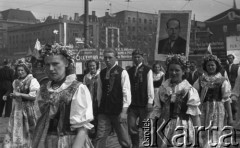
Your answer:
[187,70,202,85]
[99,65,124,115]
[128,64,150,107]
[0,66,14,95]
[158,37,186,55]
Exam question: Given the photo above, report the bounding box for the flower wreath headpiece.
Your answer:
[165,54,187,69]
[41,43,75,62]
[14,58,32,72]
[202,54,221,66]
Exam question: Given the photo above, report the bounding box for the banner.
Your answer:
[227,36,240,64]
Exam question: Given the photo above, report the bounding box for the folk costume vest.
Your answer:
[128,64,150,107]
[33,80,81,148]
[99,65,123,115]
[198,76,225,103]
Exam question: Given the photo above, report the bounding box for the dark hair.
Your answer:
[132,49,144,56]
[15,64,32,76]
[3,59,10,65]
[189,61,197,65]
[202,60,222,73]
[166,18,181,29]
[44,54,75,76]
[152,62,162,73]
[227,54,235,59]
[87,59,99,70]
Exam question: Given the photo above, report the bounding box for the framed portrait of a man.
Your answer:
[155,10,191,61]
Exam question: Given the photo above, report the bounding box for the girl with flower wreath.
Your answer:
[3,58,40,148]
[150,54,202,148]
[32,44,94,148]
[193,54,233,148]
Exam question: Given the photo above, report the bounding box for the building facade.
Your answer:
[0,9,38,58]
[7,12,99,58]
[99,10,158,64]
[205,6,240,63]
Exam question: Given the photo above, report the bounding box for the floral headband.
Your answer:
[14,58,32,71]
[202,54,221,65]
[41,43,75,62]
[165,54,187,69]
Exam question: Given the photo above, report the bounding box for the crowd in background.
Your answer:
[0,47,240,148]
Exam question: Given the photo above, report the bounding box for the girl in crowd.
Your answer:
[32,44,94,148]
[83,59,100,138]
[3,58,40,148]
[151,54,202,148]
[193,54,233,148]
[152,62,165,95]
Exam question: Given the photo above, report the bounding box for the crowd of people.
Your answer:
[0,44,240,148]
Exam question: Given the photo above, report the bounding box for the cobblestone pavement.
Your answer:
[0,117,9,148]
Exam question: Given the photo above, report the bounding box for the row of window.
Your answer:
[223,24,240,32]
[128,17,157,25]
[128,26,156,32]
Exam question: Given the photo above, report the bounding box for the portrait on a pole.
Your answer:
[155,10,191,61]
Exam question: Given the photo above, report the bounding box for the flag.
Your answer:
[32,39,41,59]
[207,43,212,54]
[34,39,41,51]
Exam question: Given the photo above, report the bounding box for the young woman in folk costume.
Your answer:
[152,62,165,95]
[3,58,40,148]
[150,54,202,148]
[193,54,234,148]
[83,59,100,138]
[32,44,94,148]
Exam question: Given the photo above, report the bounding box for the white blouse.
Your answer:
[45,74,94,130]
[193,72,231,102]
[151,79,201,118]
[13,74,40,97]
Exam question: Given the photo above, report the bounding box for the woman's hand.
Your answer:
[2,95,7,101]
[10,92,22,98]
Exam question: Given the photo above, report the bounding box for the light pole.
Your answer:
[53,30,59,43]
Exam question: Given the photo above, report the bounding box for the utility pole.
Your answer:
[84,0,89,48]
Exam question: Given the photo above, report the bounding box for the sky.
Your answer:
[0,0,239,21]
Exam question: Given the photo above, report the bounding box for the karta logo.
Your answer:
[142,119,239,147]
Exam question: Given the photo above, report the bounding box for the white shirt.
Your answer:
[97,62,131,108]
[13,74,40,97]
[135,62,155,104]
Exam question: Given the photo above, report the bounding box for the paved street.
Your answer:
[1,117,240,148]
[0,117,8,148]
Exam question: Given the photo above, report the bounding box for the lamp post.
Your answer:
[53,30,59,43]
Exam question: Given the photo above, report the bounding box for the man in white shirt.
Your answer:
[95,48,131,148]
[127,49,154,148]
[226,54,240,120]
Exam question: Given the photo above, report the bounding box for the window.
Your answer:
[132,26,135,31]
[223,25,227,33]
[138,27,142,31]
[144,19,147,24]
[133,17,136,23]
[149,19,152,24]
[128,26,131,31]
[139,18,141,23]
[128,17,131,23]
